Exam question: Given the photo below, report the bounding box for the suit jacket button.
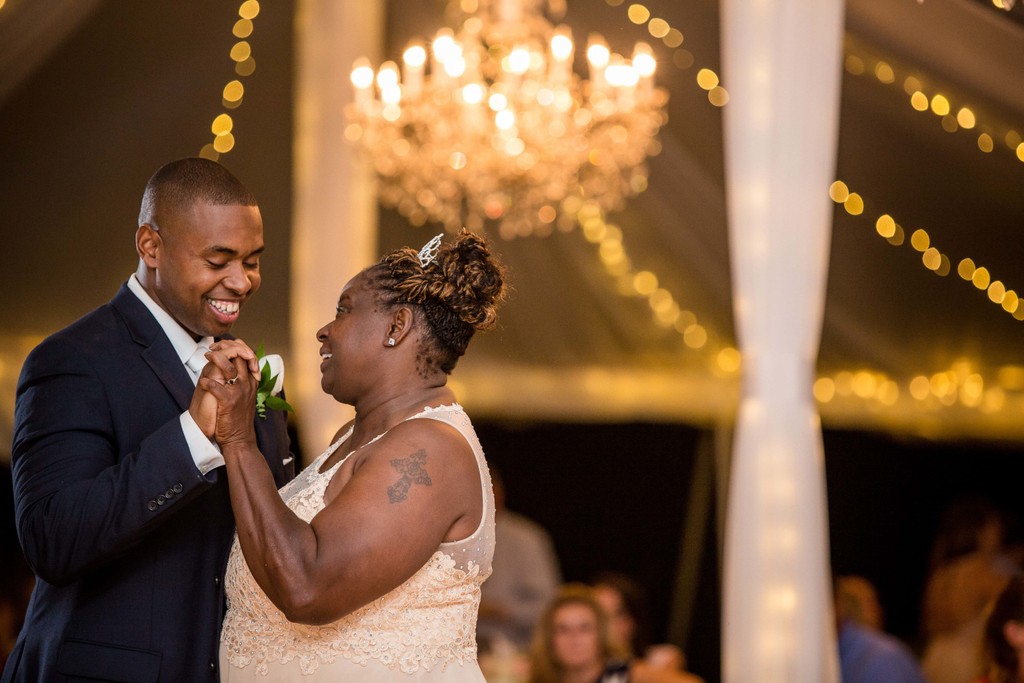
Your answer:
[147,501,157,511]
[173,483,183,493]
[165,488,174,498]
[156,495,165,505]
[210,661,217,673]
[214,576,220,585]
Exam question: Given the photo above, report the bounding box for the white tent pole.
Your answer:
[720,1,845,681]
[290,0,382,459]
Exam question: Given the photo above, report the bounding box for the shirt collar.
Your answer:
[127,274,214,363]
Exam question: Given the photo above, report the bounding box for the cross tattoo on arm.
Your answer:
[388,449,432,503]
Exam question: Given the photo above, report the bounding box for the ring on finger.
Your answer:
[225,376,238,386]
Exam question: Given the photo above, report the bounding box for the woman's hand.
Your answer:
[200,343,259,450]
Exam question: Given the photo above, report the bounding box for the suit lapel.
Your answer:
[111,284,194,412]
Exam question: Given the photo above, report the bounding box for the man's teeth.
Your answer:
[321,353,333,360]
[209,299,239,314]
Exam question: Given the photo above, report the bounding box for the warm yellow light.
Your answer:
[648,18,670,38]
[495,109,516,130]
[834,371,854,396]
[664,29,684,48]
[988,280,1006,303]
[845,55,865,75]
[633,51,657,78]
[813,377,836,403]
[223,80,244,102]
[874,62,895,84]
[875,214,896,238]
[649,288,674,313]
[708,87,729,107]
[829,180,849,203]
[887,225,905,246]
[403,45,427,67]
[910,91,929,112]
[633,270,658,295]
[958,258,976,280]
[199,143,219,161]
[213,133,235,153]
[538,206,557,223]
[599,240,624,264]
[904,76,923,95]
[696,68,719,90]
[235,57,256,77]
[957,107,976,129]
[878,380,899,406]
[377,60,400,87]
[1002,290,1018,313]
[239,0,260,20]
[551,34,573,61]
[718,347,742,374]
[843,193,864,215]
[233,18,253,39]
[909,375,931,401]
[587,40,610,68]
[449,151,467,170]
[978,133,994,153]
[683,324,707,349]
[853,371,877,399]
[930,372,952,397]
[462,83,484,104]
[230,41,252,63]
[1007,130,1022,149]
[910,229,930,252]
[1017,143,1024,163]
[922,247,941,270]
[930,94,950,116]
[972,266,991,289]
[211,113,234,136]
[627,4,651,24]
[351,65,375,89]
[506,47,531,75]
[937,254,951,277]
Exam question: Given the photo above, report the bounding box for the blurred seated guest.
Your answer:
[833,575,927,683]
[592,572,693,677]
[975,574,1024,683]
[528,584,703,683]
[923,498,1018,683]
[478,466,562,651]
[835,574,884,631]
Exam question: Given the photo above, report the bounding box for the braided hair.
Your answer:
[364,230,506,375]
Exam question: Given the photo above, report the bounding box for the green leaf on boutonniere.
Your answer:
[255,343,294,419]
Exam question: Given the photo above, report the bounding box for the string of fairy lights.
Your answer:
[591,3,1024,417]
[198,0,261,161]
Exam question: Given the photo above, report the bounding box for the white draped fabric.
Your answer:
[720,1,845,681]
[290,0,383,457]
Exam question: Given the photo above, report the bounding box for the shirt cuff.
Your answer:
[179,411,224,475]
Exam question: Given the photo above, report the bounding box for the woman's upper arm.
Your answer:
[300,421,476,620]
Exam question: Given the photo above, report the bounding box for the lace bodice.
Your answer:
[220,404,495,676]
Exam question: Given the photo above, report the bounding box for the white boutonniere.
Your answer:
[256,344,293,419]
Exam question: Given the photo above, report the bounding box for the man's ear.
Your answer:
[136,224,161,267]
[384,306,415,347]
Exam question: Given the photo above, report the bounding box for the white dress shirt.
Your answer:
[127,275,225,474]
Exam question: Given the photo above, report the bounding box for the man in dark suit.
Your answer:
[3,158,295,682]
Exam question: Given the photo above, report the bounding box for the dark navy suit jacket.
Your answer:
[2,284,295,682]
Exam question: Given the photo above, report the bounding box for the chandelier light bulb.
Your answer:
[551,32,574,61]
[376,61,400,89]
[351,63,374,89]
[587,39,610,68]
[403,44,427,68]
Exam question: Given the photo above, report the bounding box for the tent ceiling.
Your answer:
[1,0,1023,450]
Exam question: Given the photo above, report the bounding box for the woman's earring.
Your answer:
[387,338,396,347]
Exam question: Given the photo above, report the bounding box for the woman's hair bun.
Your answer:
[430,230,507,330]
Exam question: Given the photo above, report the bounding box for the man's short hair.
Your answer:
[138,157,257,228]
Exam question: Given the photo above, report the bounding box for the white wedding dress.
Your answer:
[219,404,495,681]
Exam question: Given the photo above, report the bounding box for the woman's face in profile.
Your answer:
[552,603,602,670]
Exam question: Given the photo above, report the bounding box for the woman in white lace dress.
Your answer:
[198,231,506,681]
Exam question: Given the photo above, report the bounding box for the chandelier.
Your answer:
[344,0,668,239]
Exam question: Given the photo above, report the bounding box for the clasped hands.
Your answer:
[188,340,261,448]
